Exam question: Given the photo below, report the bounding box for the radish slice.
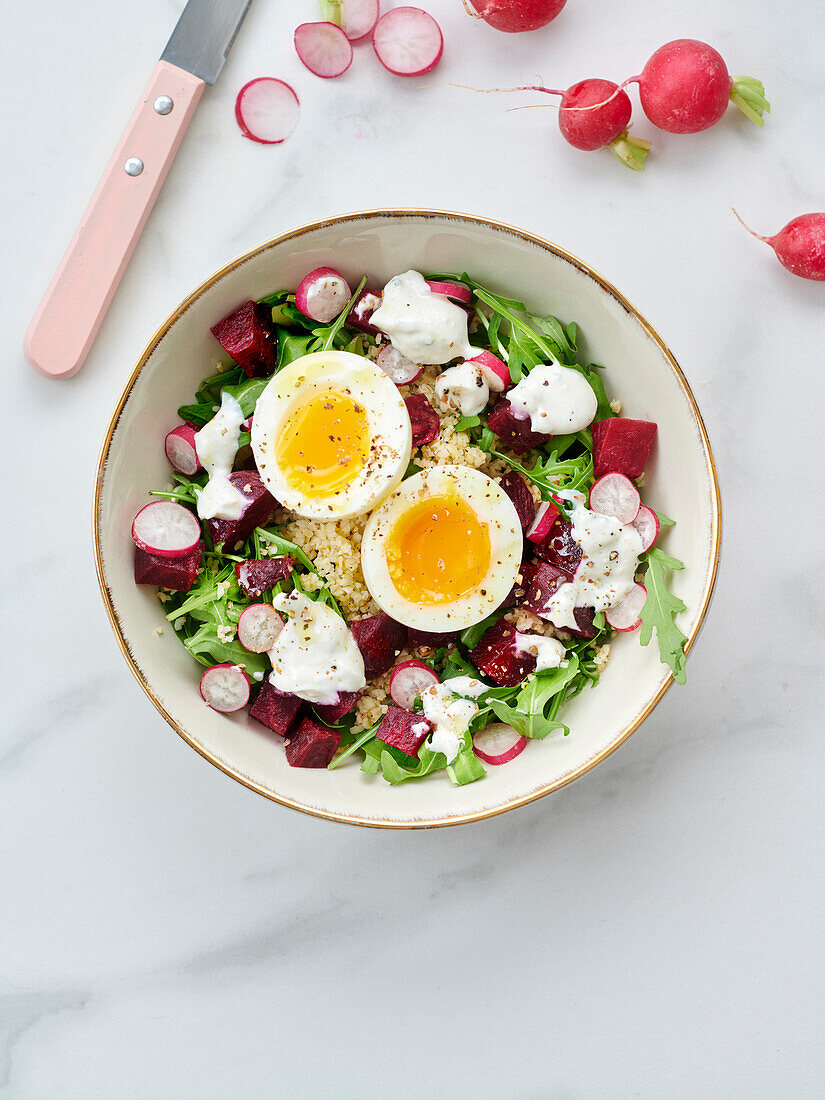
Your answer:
[605,583,646,632]
[473,722,527,765]
[199,664,251,712]
[330,0,380,41]
[632,505,659,551]
[589,472,641,524]
[164,424,201,475]
[390,660,440,710]
[467,350,509,392]
[237,604,284,653]
[132,501,201,559]
[377,345,422,385]
[294,22,353,78]
[372,7,443,76]
[526,500,559,543]
[235,79,300,145]
[295,266,352,322]
[426,279,472,305]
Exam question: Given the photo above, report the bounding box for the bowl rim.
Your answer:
[93,208,722,829]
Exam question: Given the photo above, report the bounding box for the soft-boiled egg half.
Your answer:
[251,351,412,520]
[361,466,523,631]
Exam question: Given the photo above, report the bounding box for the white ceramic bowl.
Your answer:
[95,210,721,828]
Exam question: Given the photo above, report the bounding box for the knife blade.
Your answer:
[162,0,254,84]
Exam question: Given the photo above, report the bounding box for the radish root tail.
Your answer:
[460,0,482,17]
[731,208,767,241]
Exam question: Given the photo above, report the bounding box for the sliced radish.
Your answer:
[467,350,509,393]
[132,501,201,559]
[632,505,659,551]
[294,22,353,78]
[295,266,352,323]
[377,345,422,385]
[389,660,440,711]
[329,0,380,41]
[235,79,300,145]
[426,279,472,305]
[372,7,443,76]
[238,604,284,653]
[164,424,201,475]
[473,722,527,765]
[199,664,251,712]
[526,500,559,543]
[589,472,641,524]
[605,583,647,632]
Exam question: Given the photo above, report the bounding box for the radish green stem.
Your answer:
[730,76,770,127]
[319,0,343,26]
[610,131,651,171]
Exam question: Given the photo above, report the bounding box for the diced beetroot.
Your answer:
[134,540,204,592]
[235,556,294,598]
[499,471,535,529]
[569,607,598,639]
[404,394,440,447]
[248,681,302,737]
[470,619,536,687]
[210,300,275,378]
[205,472,278,550]
[347,287,382,335]
[591,418,657,479]
[532,515,582,578]
[487,399,547,455]
[285,716,342,768]
[521,561,570,617]
[351,613,407,678]
[407,626,458,654]
[376,706,433,759]
[314,690,361,724]
[497,584,519,611]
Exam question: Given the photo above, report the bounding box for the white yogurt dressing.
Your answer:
[514,633,568,672]
[507,361,598,435]
[193,391,248,520]
[371,270,474,365]
[420,681,479,763]
[442,675,487,698]
[267,592,366,706]
[435,361,490,417]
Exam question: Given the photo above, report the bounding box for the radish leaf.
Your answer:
[639,547,688,683]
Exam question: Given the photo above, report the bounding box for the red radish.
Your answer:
[468,350,509,392]
[473,722,527,765]
[733,210,825,282]
[294,22,353,79]
[132,501,201,559]
[296,267,352,323]
[377,345,422,385]
[632,506,659,551]
[389,660,440,711]
[426,279,472,305]
[372,7,443,76]
[235,79,300,145]
[605,583,646,632]
[321,0,380,42]
[200,664,251,712]
[462,0,567,33]
[527,499,559,543]
[589,473,641,525]
[164,425,201,476]
[237,604,284,653]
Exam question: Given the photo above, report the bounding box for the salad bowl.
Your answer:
[94,209,721,828]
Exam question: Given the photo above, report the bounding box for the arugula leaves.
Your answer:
[639,548,688,684]
[487,656,580,739]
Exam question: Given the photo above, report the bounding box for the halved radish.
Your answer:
[327,0,380,41]
[235,79,300,145]
[238,604,284,653]
[132,501,201,559]
[294,22,353,78]
[473,722,527,765]
[390,660,440,710]
[632,505,659,551]
[526,500,559,543]
[164,425,201,475]
[605,583,647,632]
[377,345,422,385]
[372,7,443,76]
[468,350,509,392]
[200,664,251,712]
[589,472,641,524]
[426,279,472,305]
[295,267,352,322]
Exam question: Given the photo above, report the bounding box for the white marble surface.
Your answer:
[3,0,825,1094]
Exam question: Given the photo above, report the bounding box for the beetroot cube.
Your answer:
[569,607,598,639]
[498,471,535,529]
[347,287,382,335]
[376,706,433,759]
[405,394,441,447]
[285,716,342,768]
[591,418,657,479]
[134,541,204,592]
[235,556,294,598]
[532,515,582,578]
[470,619,536,687]
[210,300,275,378]
[352,613,407,678]
[521,561,570,618]
[206,472,278,550]
[487,399,547,455]
[407,626,458,655]
[248,681,302,737]
[314,690,361,724]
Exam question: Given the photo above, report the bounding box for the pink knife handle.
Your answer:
[24,61,205,380]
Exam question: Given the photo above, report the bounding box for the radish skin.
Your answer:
[235,79,300,144]
[467,350,509,391]
[237,604,284,653]
[164,424,201,475]
[527,500,559,543]
[463,0,567,33]
[321,0,380,41]
[132,501,201,559]
[372,7,443,76]
[294,22,353,78]
[426,279,472,304]
[589,473,641,525]
[631,506,659,551]
[377,345,422,385]
[389,660,440,711]
[605,583,646,632]
[733,210,825,282]
[472,722,527,764]
[295,267,352,322]
[200,664,251,712]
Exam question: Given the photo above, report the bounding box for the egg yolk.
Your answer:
[385,495,492,605]
[275,390,370,497]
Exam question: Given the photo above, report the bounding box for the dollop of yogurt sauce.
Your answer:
[420,681,479,763]
[193,392,249,520]
[371,270,475,365]
[435,361,490,416]
[268,592,366,705]
[508,361,598,435]
[514,633,568,672]
[442,675,487,698]
[541,491,644,630]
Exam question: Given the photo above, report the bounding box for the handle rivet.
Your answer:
[153,95,174,115]
[124,157,144,177]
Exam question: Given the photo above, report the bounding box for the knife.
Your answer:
[24,0,254,380]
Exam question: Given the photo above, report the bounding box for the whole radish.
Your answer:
[462,0,567,32]
[733,211,825,282]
